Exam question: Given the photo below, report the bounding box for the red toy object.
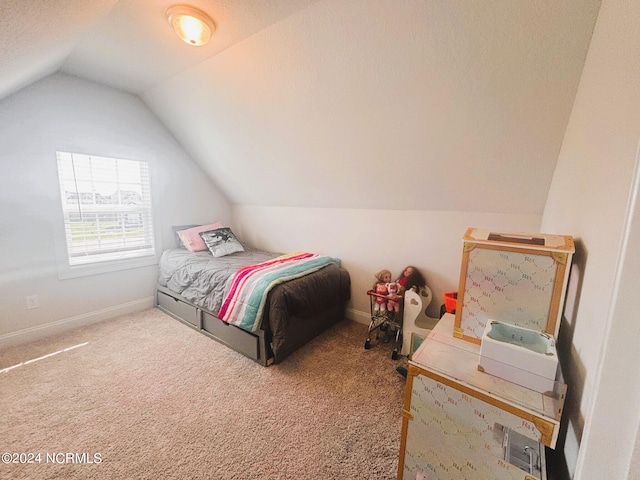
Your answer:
[443,292,458,314]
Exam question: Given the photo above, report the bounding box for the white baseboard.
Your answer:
[346,308,371,326]
[0,297,155,350]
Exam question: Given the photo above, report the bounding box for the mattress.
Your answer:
[158,247,278,314]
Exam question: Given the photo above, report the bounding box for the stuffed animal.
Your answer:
[374,282,388,312]
[386,282,401,312]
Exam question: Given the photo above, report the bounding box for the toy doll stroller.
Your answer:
[364,289,403,360]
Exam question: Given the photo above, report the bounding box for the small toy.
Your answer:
[386,282,401,312]
[365,270,404,360]
[374,282,388,312]
[397,265,426,294]
[374,269,392,286]
[373,269,392,312]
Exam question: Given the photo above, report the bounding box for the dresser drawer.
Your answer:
[202,312,260,361]
[157,291,200,328]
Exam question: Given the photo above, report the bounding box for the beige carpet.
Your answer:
[0,309,407,479]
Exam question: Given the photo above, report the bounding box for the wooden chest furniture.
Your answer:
[454,228,574,343]
[397,314,566,480]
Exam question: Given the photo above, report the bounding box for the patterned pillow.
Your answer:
[199,228,245,257]
[176,223,224,252]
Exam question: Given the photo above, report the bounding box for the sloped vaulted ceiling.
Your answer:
[0,0,118,98]
[142,0,601,213]
[1,0,601,214]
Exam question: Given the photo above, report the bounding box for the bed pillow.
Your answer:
[172,224,200,248]
[176,223,224,252]
[199,227,245,257]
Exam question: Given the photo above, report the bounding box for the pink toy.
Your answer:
[386,282,401,312]
[374,282,388,312]
[372,269,393,313]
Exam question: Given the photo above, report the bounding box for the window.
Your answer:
[56,151,156,267]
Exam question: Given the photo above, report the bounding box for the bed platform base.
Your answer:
[156,286,273,366]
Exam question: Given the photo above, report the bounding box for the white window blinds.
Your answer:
[56,151,156,266]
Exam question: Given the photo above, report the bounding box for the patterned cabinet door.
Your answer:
[399,369,545,480]
[453,229,573,344]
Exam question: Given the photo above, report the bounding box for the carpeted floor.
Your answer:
[0,308,407,479]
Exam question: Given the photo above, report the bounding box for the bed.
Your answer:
[156,246,351,366]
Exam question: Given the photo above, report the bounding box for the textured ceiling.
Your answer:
[0,0,601,214]
[0,0,118,99]
[61,0,320,94]
[0,0,319,98]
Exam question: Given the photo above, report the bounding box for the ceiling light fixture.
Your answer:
[166,5,215,47]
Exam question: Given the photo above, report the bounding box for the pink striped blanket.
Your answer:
[218,252,340,332]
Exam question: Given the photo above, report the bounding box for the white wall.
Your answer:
[540,0,640,477]
[233,205,541,321]
[632,427,640,480]
[0,73,230,347]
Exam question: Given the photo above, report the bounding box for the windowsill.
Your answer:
[57,254,159,280]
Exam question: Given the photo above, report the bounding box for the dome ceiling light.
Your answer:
[166,5,215,46]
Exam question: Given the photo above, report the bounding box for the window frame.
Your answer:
[53,149,162,279]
